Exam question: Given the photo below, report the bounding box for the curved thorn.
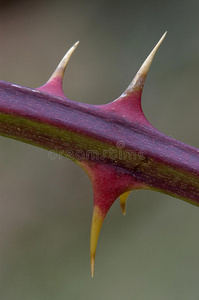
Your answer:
[122,32,167,96]
[48,41,79,83]
[90,205,104,277]
[37,41,79,97]
[120,191,130,215]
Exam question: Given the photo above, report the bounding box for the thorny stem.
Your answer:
[0,33,199,276]
[0,80,198,204]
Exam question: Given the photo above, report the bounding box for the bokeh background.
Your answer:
[0,0,199,299]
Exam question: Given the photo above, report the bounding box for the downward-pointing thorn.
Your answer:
[90,205,104,277]
[91,256,95,278]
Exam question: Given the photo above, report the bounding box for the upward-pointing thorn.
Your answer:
[123,32,167,96]
[49,41,79,84]
[101,33,167,125]
[37,41,79,97]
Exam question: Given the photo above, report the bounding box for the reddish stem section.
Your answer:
[0,80,199,204]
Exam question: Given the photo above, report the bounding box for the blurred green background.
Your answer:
[0,0,199,299]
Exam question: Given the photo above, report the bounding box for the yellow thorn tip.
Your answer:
[91,256,95,278]
[49,41,79,81]
[90,206,104,277]
[124,32,167,95]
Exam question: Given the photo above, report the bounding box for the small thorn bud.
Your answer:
[120,191,130,215]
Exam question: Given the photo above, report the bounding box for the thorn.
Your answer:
[120,191,130,215]
[79,161,143,276]
[49,41,79,83]
[123,32,167,96]
[90,205,104,277]
[37,41,79,97]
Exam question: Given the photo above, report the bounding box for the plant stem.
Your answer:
[0,80,198,205]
